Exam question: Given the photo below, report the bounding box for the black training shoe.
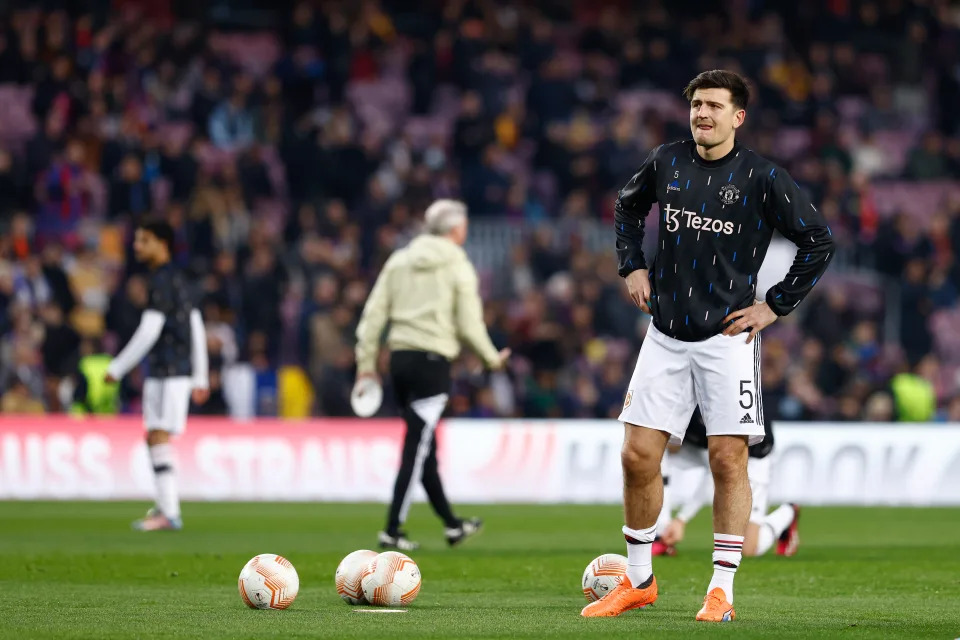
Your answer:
[378,530,420,552]
[445,517,483,546]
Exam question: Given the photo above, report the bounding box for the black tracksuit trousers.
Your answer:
[385,350,459,534]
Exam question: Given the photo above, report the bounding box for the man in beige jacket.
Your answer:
[355,199,510,551]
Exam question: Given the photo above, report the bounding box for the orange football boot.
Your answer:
[695,587,735,622]
[580,575,658,617]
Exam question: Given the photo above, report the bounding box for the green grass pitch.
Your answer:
[3,502,959,639]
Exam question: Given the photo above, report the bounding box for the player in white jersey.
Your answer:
[105,219,209,531]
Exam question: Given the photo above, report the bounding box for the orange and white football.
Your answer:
[581,553,627,602]
[238,553,300,610]
[335,549,378,605]
[360,551,421,607]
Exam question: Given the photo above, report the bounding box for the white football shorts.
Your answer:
[619,322,765,446]
[142,376,193,435]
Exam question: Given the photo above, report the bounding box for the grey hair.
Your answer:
[423,199,468,235]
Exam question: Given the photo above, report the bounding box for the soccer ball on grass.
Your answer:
[581,553,627,602]
[360,551,422,607]
[335,549,378,605]
[238,553,299,610]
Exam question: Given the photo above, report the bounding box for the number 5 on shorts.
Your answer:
[739,380,754,409]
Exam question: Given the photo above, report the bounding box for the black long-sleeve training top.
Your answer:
[615,139,835,341]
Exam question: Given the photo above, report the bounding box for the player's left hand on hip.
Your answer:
[722,301,777,344]
[192,388,210,405]
[104,373,117,384]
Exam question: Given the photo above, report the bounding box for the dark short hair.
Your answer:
[683,70,751,110]
[137,217,175,256]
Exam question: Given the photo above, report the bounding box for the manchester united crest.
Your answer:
[718,183,740,205]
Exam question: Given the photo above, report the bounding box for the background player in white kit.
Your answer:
[656,409,800,558]
[581,70,833,622]
[105,219,209,531]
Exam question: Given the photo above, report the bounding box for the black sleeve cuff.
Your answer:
[617,250,646,278]
[765,288,789,316]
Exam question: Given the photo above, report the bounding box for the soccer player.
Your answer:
[105,218,209,531]
[581,70,833,622]
[354,199,510,551]
[657,409,800,557]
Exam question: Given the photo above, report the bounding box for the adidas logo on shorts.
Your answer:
[740,413,754,424]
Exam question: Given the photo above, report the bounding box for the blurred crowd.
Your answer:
[0,0,959,422]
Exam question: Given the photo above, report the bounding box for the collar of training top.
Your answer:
[688,139,742,169]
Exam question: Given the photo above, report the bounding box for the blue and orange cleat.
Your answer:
[695,587,735,622]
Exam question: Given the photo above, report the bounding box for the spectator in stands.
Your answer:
[108,153,152,220]
[863,391,896,422]
[891,356,939,422]
[39,300,78,410]
[1,378,45,414]
[106,274,147,349]
[905,132,950,180]
[941,394,960,422]
[40,241,75,314]
[0,1,956,420]
[69,338,119,416]
[900,259,935,363]
[0,149,25,218]
[208,78,255,150]
[35,139,94,246]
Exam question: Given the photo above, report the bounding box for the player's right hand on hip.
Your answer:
[495,348,511,370]
[625,269,652,314]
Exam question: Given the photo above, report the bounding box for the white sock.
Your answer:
[708,533,743,603]
[149,443,181,519]
[755,523,776,556]
[765,504,796,536]
[655,477,673,533]
[755,504,796,555]
[622,524,656,587]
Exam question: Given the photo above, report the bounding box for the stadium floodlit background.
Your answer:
[1,1,959,639]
